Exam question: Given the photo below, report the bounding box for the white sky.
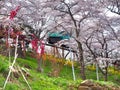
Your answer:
[104,9,120,18]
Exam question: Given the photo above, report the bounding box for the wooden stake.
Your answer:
[3,35,18,90]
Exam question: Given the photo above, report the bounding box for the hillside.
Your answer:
[0,54,120,90]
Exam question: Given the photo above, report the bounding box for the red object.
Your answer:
[36,40,45,55]
[31,38,38,51]
[9,6,20,20]
[16,31,22,35]
[40,41,45,55]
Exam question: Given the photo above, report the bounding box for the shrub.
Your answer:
[86,65,96,71]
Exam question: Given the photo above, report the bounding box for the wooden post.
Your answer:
[96,63,99,81]
[70,48,76,81]
[62,48,64,58]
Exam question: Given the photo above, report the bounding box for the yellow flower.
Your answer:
[64,60,73,66]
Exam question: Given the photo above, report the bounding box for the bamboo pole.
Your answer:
[18,66,32,90]
[96,63,99,81]
[70,48,76,81]
[3,35,18,90]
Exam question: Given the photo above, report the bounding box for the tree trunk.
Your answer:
[37,54,43,72]
[104,43,109,81]
[104,61,109,81]
[77,41,86,80]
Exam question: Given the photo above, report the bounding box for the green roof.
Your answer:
[48,31,70,40]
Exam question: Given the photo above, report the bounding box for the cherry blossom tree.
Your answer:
[83,17,120,81]
[41,0,109,80]
[1,0,120,80]
[0,0,54,39]
[107,0,120,15]
[0,0,55,72]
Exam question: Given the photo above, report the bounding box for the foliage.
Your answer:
[5,83,19,90]
[86,65,120,85]
[42,54,77,67]
[87,65,120,76]
[1,0,120,81]
[86,65,96,71]
[0,54,120,90]
[108,66,120,75]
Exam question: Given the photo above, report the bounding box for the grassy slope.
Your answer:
[0,55,120,90]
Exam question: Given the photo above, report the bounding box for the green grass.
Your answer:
[86,65,120,85]
[0,54,120,90]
